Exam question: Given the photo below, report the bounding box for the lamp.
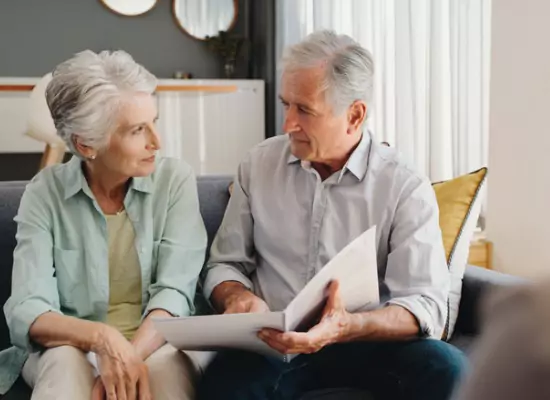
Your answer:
[26,73,66,170]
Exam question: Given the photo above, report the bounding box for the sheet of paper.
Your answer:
[284,226,379,331]
[153,226,380,360]
[153,311,286,359]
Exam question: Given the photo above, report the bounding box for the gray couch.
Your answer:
[0,177,525,399]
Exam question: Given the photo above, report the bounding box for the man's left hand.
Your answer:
[258,281,352,354]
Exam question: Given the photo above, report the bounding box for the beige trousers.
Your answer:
[22,344,214,400]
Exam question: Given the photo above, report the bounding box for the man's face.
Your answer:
[280,66,351,163]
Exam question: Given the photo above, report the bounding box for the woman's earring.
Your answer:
[89,154,96,160]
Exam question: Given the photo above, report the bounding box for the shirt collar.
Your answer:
[286,132,372,181]
[287,152,300,164]
[63,155,153,200]
[343,132,371,181]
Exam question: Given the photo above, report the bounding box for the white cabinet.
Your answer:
[0,78,265,176]
[156,79,265,175]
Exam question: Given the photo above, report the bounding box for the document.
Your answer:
[153,226,380,362]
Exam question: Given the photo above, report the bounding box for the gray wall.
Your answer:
[0,0,275,180]
[0,0,249,79]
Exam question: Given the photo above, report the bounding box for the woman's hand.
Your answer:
[92,324,152,400]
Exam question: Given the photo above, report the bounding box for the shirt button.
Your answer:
[140,246,146,253]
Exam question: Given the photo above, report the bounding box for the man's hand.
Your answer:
[211,281,270,314]
[224,288,270,314]
[258,281,351,354]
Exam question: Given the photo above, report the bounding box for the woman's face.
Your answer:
[96,92,161,178]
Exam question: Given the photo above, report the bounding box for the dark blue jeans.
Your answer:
[196,340,467,400]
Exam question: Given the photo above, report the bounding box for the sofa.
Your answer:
[0,176,525,399]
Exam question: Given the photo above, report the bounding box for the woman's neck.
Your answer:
[82,161,128,203]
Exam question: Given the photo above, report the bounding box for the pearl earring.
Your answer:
[90,154,96,160]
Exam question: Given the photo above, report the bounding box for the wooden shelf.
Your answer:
[0,84,238,93]
[0,85,34,92]
[468,239,493,269]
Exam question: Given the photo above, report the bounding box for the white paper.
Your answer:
[153,311,286,359]
[153,226,379,361]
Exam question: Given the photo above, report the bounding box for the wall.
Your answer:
[487,0,550,278]
[0,0,275,180]
[0,0,248,79]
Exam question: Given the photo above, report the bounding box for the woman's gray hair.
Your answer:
[46,50,157,156]
[280,30,374,115]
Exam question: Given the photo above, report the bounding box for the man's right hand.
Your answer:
[211,281,270,314]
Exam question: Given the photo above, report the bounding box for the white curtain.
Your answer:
[276,0,492,182]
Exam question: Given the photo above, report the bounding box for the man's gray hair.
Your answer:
[46,50,157,156]
[280,30,374,115]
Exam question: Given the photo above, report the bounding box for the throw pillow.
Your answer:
[433,167,488,340]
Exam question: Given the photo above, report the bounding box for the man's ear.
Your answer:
[347,101,367,133]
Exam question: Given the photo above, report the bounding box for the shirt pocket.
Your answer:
[53,248,87,309]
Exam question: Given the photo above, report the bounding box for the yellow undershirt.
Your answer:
[105,211,142,340]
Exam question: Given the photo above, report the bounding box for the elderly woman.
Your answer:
[0,50,209,399]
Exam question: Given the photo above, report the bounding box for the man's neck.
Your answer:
[311,134,363,181]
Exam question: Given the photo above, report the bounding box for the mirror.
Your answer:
[100,0,158,17]
[173,0,237,40]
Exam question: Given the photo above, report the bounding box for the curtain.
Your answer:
[276,0,492,182]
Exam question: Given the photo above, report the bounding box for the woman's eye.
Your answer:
[133,126,145,135]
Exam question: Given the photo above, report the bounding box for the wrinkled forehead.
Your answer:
[280,66,327,104]
[116,92,158,128]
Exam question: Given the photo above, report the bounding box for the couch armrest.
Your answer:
[454,265,529,336]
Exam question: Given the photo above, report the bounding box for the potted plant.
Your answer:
[205,30,247,79]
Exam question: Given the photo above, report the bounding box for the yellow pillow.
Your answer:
[432,168,488,263]
[432,167,488,340]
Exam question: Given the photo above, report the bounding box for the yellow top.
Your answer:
[105,211,142,340]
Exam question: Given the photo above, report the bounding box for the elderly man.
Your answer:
[198,30,466,400]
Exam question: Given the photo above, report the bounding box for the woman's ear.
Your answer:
[72,135,96,159]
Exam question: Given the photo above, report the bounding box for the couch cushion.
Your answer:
[0,182,27,352]
[196,176,232,253]
[0,377,30,400]
[432,168,488,340]
[300,388,373,400]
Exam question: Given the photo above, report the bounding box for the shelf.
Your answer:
[0,84,238,93]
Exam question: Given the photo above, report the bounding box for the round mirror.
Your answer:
[173,0,237,40]
[100,0,158,17]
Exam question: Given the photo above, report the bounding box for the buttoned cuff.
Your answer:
[202,263,254,304]
[145,288,193,318]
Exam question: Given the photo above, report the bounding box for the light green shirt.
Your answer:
[0,156,207,394]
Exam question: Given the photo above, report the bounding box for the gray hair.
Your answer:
[46,50,157,156]
[280,30,374,115]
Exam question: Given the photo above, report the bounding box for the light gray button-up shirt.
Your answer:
[202,132,449,338]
